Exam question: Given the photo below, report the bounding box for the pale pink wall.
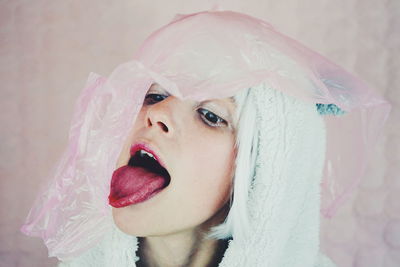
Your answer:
[1,1,398,266]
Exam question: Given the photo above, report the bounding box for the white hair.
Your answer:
[206,85,259,240]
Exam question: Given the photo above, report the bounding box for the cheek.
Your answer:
[178,128,235,212]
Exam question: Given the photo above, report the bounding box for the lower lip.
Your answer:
[109,187,165,208]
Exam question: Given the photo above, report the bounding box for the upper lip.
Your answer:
[129,141,167,170]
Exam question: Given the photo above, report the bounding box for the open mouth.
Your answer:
[108,145,171,208]
[128,149,171,183]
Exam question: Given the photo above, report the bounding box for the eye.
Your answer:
[144,93,168,105]
[197,108,227,127]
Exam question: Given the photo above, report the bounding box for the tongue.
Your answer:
[109,165,167,208]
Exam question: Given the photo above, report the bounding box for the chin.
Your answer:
[112,207,169,237]
[112,208,150,236]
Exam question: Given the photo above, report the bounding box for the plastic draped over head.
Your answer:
[21,10,390,261]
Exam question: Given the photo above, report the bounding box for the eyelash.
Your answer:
[143,93,228,128]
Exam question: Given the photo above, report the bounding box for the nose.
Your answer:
[144,98,175,135]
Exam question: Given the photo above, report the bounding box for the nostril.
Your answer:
[146,117,169,133]
[157,122,169,132]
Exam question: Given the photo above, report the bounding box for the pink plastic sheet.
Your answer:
[21,10,390,259]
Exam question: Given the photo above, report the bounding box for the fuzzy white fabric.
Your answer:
[218,84,335,267]
[58,83,336,267]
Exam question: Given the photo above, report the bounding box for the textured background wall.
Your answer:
[0,0,398,266]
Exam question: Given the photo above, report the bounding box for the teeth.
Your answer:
[139,149,156,159]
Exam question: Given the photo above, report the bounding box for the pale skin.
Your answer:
[112,83,237,267]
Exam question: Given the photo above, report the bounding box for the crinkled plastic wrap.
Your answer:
[20,10,391,259]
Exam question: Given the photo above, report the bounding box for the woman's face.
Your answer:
[111,83,237,237]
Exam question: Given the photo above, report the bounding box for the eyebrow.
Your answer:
[200,96,235,104]
[151,83,236,104]
[224,97,235,104]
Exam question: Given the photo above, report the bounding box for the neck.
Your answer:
[136,205,230,267]
[138,230,222,267]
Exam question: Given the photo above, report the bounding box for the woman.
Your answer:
[21,10,390,267]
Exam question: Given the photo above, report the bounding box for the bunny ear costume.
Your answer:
[21,10,390,267]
